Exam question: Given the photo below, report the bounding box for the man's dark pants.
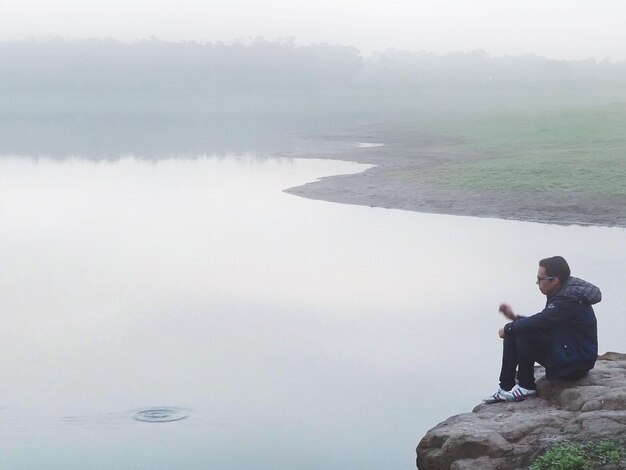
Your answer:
[499,331,548,391]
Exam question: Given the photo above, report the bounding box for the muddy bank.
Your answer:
[281,124,626,228]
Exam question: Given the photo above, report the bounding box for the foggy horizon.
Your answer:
[3,36,626,64]
[1,0,625,61]
[3,37,626,95]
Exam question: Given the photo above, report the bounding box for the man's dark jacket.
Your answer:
[503,277,601,379]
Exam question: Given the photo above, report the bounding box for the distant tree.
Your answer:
[0,38,624,92]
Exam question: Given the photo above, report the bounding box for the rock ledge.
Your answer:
[416,352,626,469]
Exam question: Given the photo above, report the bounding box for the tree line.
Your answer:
[1,38,625,91]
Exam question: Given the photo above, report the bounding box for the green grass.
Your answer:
[427,103,626,196]
[529,440,625,470]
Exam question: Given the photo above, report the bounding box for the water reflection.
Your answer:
[1,155,624,469]
[0,112,362,160]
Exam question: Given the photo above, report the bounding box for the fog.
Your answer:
[2,39,626,92]
[2,5,625,468]
[2,38,626,160]
[1,0,626,60]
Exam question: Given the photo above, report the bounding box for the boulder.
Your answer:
[416,353,626,469]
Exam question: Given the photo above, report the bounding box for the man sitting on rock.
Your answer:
[484,256,601,404]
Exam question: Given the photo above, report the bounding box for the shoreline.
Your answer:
[280,124,626,228]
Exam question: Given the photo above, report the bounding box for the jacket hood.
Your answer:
[557,276,602,305]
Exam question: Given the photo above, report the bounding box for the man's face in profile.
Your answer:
[536,266,560,296]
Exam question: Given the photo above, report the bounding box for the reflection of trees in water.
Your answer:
[2,86,624,159]
[0,112,362,159]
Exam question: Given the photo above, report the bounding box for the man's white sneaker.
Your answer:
[483,385,537,404]
[508,384,537,401]
[483,388,513,404]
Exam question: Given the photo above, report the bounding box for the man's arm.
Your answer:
[499,303,524,321]
[498,303,523,338]
[503,298,574,335]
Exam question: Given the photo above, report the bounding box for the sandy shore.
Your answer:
[281,124,626,228]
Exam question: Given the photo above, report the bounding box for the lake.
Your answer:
[1,154,624,469]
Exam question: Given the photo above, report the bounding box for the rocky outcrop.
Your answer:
[416,353,626,469]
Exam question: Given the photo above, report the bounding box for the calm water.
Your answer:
[1,155,625,469]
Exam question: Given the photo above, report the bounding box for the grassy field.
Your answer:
[425,102,626,196]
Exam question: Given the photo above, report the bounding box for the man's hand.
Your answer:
[498,327,506,338]
[499,303,516,321]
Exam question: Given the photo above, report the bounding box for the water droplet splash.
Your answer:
[132,407,189,423]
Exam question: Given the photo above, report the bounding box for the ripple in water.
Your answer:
[356,142,384,148]
[132,407,189,423]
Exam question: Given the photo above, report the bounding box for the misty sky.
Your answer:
[1,0,625,60]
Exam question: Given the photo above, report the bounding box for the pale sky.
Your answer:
[1,0,625,60]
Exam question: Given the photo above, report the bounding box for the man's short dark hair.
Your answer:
[539,256,571,284]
